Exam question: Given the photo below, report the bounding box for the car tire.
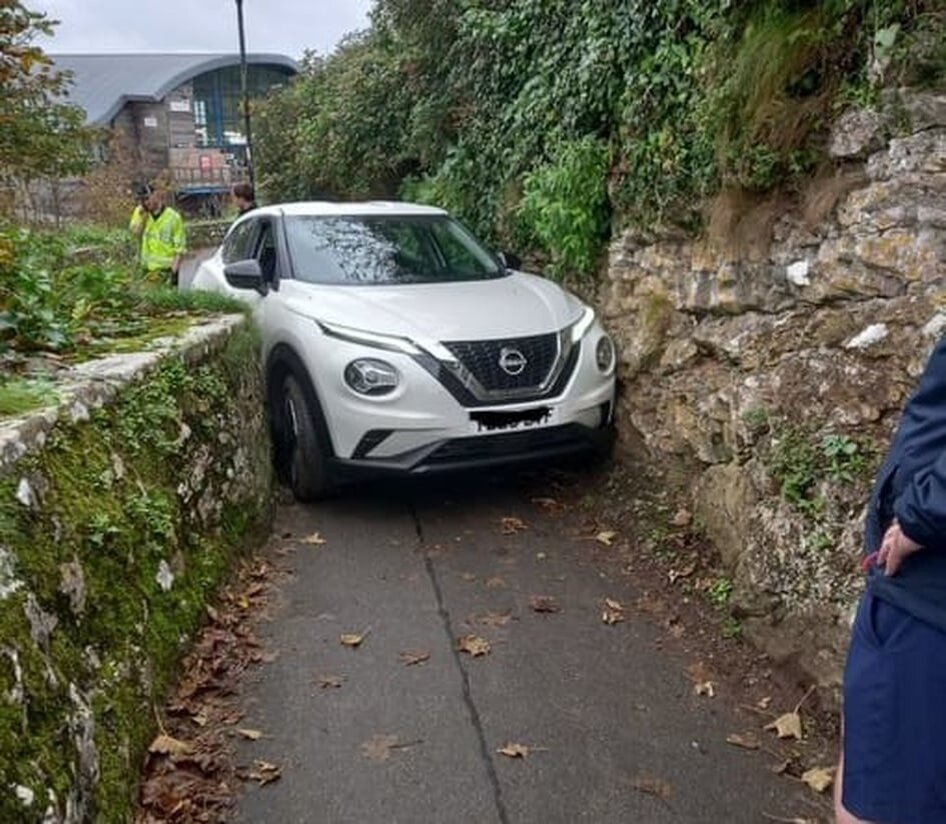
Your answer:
[278,372,330,501]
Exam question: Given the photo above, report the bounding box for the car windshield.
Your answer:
[284,214,506,285]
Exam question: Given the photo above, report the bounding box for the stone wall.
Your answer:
[601,89,945,688]
[0,317,272,822]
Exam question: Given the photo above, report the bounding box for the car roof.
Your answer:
[251,201,449,218]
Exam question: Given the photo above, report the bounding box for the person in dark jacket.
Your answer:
[836,335,946,824]
[231,182,257,216]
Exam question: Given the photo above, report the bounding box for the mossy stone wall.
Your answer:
[0,316,272,822]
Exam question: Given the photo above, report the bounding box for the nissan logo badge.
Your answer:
[498,347,527,376]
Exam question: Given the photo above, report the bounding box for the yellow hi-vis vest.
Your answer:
[130,206,186,272]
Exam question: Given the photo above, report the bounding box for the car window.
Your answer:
[222,218,256,264]
[284,215,504,285]
[254,221,279,281]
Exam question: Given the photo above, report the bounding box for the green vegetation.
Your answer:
[0,327,271,822]
[769,425,872,517]
[0,223,245,359]
[254,0,942,280]
[0,2,89,199]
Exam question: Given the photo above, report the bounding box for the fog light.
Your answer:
[595,335,615,373]
[344,359,399,395]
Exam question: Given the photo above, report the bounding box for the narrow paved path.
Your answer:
[230,475,821,823]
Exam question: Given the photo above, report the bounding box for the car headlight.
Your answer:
[344,358,400,396]
[318,320,420,355]
[595,334,615,373]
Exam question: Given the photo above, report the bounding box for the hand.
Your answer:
[877,520,922,576]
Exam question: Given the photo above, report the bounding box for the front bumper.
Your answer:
[329,416,614,481]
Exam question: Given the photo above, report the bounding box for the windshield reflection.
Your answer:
[284,215,505,285]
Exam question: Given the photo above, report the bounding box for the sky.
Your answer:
[32,0,375,60]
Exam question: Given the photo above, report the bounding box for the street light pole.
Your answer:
[235,0,254,188]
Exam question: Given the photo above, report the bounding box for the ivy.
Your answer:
[253,0,943,280]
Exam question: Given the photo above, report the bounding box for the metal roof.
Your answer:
[50,53,298,126]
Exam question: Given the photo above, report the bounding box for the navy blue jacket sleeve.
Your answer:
[895,451,946,548]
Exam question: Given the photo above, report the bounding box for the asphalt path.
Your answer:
[230,473,819,824]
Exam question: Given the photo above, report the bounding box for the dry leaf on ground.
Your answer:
[694,681,716,698]
[314,674,346,689]
[244,759,281,786]
[457,634,491,657]
[601,597,625,625]
[528,595,560,613]
[672,508,692,527]
[362,734,400,762]
[497,742,544,758]
[595,530,618,547]
[801,766,835,793]
[500,516,528,534]
[460,572,477,582]
[300,532,327,546]
[485,576,507,589]
[340,630,370,648]
[629,775,672,800]
[237,728,263,741]
[765,711,803,740]
[668,562,697,584]
[399,650,431,666]
[726,732,761,750]
[148,734,194,758]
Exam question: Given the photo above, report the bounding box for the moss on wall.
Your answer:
[0,320,272,822]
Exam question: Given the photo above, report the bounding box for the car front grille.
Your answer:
[442,333,559,392]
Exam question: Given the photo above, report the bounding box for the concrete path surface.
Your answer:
[230,475,823,824]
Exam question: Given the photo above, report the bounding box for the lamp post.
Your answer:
[235,0,254,188]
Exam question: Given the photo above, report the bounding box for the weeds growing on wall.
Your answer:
[254,0,943,280]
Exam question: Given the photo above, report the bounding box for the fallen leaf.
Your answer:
[801,766,834,793]
[500,516,528,535]
[485,576,507,589]
[249,759,281,785]
[361,734,400,762]
[460,572,477,582]
[340,630,370,648]
[686,661,714,684]
[314,674,346,689]
[770,760,791,775]
[457,634,491,657]
[237,728,263,741]
[630,775,671,800]
[399,650,431,666]
[726,732,761,750]
[148,734,194,758]
[765,711,803,741]
[694,681,716,698]
[497,742,538,758]
[300,532,327,546]
[602,597,626,625]
[475,611,512,628]
[595,530,618,547]
[672,508,692,527]
[528,595,560,613]
[668,562,697,584]
[757,695,773,710]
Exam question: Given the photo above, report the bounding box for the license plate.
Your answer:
[470,406,555,434]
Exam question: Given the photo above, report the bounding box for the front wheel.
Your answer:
[277,373,331,501]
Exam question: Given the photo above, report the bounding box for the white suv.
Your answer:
[191,202,616,500]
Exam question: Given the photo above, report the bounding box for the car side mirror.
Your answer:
[499,251,522,271]
[224,258,266,293]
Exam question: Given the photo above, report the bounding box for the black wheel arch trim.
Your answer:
[265,343,336,459]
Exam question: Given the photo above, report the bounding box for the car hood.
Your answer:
[280,273,584,342]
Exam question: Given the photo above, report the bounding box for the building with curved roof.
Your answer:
[51,53,298,202]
